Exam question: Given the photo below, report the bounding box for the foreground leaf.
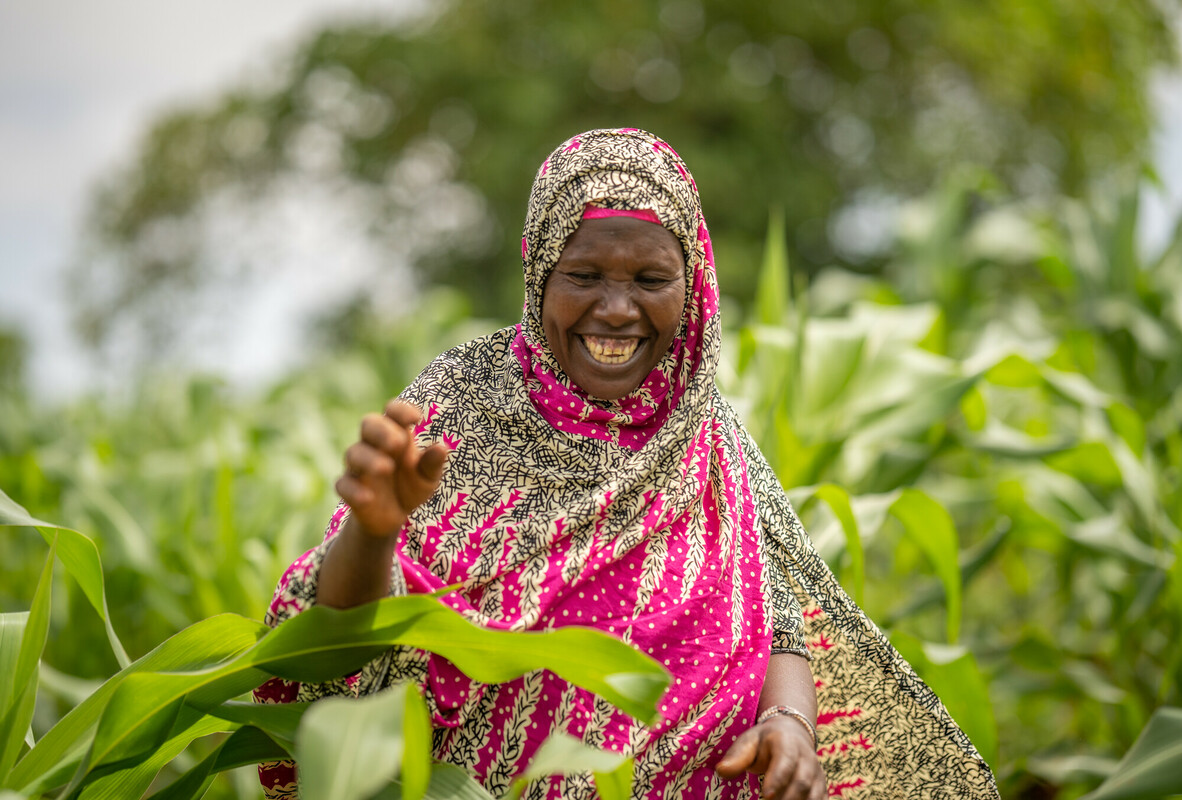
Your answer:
[0,488,128,667]
[0,541,54,780]
[401,684,433,800]
[82,595,665,784]
[296,688,407,800]
[145,726,289,800]
[8,614,266,794]
[509,733,629,799]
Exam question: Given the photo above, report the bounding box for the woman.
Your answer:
[255,129,999,800]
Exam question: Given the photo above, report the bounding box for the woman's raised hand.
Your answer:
[335,400,450,539]
[715,716,826,800]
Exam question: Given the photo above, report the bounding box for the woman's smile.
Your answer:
[580,334,640,363]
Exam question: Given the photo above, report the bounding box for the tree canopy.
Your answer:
[70,0,1178,360]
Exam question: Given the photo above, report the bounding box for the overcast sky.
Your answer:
[0,0,417,399]
[1,2,1180,401]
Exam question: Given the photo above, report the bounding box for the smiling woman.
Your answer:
[254,129,999,800]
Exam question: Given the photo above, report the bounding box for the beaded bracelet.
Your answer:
[755,705,817,748]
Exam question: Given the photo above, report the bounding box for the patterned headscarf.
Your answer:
[511,128,718,450]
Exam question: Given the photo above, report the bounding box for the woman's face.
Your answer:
[542,216,687,400]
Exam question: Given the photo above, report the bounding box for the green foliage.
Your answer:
[0,491,667,799]
[67,0,1177,362]
[3,172,1182,796]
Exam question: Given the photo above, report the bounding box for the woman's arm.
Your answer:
[715,652,826,800]
[317,401,449,609]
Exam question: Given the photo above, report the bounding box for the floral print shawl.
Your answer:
[255,129,999,800]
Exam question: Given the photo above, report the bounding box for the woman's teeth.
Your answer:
[582,336,639,364]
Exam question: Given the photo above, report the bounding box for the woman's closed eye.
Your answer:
[637,274,677,288]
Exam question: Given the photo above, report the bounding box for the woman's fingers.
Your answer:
[385,399,422,428]
[715,729,760,778]
[716,721,826,800]
[343,401,449,522]
[360,413,409,456]
[335,473,373,507]
[416,443,450,484]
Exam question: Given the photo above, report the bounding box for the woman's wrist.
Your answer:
[755,705,817,748]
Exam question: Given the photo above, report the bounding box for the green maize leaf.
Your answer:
[1045,442,1123,488]
[0,488,55,529]
[889,489,962,643]
[966,423,1073,458]
[84,595,666,785]
[850,372,979,451]
[891,634,997,768]
[401,684,432,800]
[1106,402,1146,456]
[881,522,1008,627]
[985,353,1042,387]
[1079,706,1182,800]
[8,614,266,794]
[0,540,54,780]
[959,385,987,431]
[369,763,496,800]
[755,207,789,327]
[0,487,129,667]
[144,726,288,800]
[249,595,669,718]
[594,757,635,800]
[509,733,629,800]
[205,700,309,751]
[0,613,29,731]
[35,526,130,668]
[296,686,407,800]
[813,485,864,605]
[75,714,232,800]
[1065,514,1168,568]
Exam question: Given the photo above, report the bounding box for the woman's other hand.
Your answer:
[715,716,826,800]
[335,400,450,539]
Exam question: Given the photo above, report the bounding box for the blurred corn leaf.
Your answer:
[1079,707,1182,800]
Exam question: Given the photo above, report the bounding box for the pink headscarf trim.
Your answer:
[582,205,663,225]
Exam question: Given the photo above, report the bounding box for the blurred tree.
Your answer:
[68,0,1178,361]
[0,324,27,394]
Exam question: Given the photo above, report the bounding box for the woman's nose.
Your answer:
[596,282,641,324]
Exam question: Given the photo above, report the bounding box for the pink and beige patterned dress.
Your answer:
[255,129,999,800]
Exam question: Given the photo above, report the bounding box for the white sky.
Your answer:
[1,2,1180,401]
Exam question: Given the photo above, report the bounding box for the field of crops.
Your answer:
[2,179,1180,798]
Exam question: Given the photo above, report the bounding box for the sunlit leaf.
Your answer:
[0,488,129,667]
[296,687,406,800]
[0,613,29,732]
[813,485,864,604]
[593,757,634,800]
[76,713,232,800]
[755,207,789,327]
[1045,442,1123,488]
[8,614,266,794]
[888,489,961,643]
[80,595,666,787]
[144,726,288,800]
